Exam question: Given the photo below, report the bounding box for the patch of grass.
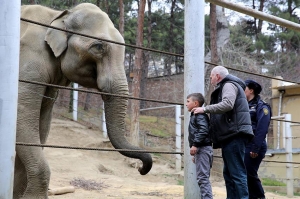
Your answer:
[163,174,172,178]
[262,178,286,186]
[151,129,167,137]
[140,115,174,137]
[177,179,184,186]
[152,153,162,157]
[140,115,158,123]
[125,115,175,138]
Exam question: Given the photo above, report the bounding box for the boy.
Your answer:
[186,93,213,199]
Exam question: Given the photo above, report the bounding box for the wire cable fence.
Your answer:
[19,80,300,165]
[20,18,300,85]
[16,7,300,193]
[19,80,181,152]
[20,79,300,125]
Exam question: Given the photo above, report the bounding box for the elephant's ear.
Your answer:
[45,10,70,58]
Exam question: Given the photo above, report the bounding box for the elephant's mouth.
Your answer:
[101,94,112,101]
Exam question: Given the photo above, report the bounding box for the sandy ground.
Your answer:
[45,118,300,199]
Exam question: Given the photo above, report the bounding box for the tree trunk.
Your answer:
[164,0,176,76]
[104,0,109,14]
[130,0,146,146]
[205,3,218,104]
[257,0,265,34]
[96,0,101,8]
[118,0,124,37]
[140,0,152,109]
[84,91,91,111]
[205,5,230,102]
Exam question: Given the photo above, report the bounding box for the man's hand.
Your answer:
[191,107,204,114]
[250,152,258,158]
[190,146,197,155]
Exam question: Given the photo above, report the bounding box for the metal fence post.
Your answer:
[285,114,293,197]
[73,83,78,121]
[102,103,107,138]
[175,105,182,171]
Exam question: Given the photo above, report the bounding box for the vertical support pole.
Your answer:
[184,0,205,198]
[102,103,107,138]
[73,83,78,121]
[282,119,286,148]
[285,114,293,197]
[277,91,283,149]
[0,1,20,198]
[175,105,181,171]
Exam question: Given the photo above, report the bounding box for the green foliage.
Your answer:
[204,14,211,54]
[261,178,286,186]
[139,115,174,137]
[177,179,184,186]
[229,22,256,52]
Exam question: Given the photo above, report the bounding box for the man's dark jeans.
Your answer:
[222,135,249,199]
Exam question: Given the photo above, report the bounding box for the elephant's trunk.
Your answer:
[103,85,152,175]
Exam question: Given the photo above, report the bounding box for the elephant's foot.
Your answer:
[19,192,48,199]
[18,182,49,199]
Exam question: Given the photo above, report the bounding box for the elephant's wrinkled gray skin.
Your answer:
[16,3,152,199]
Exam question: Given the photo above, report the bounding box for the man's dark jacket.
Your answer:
[188,112,211,148]
[209,74,254,148]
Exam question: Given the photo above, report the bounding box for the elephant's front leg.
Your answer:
[40,87,59,144]
[15,116,51,199]
[14,86,50,199]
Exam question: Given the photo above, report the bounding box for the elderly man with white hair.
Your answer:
[193,66,254,199]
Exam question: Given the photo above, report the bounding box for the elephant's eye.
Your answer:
[95,43,103,51]
[91,43,105,54]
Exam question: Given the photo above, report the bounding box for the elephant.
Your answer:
[15,3,152,199]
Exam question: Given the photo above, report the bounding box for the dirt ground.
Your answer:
[45,118,300,199]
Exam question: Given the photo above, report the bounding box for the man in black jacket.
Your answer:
[186,93,213,199]
[193,66,254,199]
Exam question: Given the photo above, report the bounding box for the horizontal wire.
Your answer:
[22,86,178,136]
[20,79,300,124]
[272,118,300,124]
[20,18,300,84]
[20,18,183,58]
[17,86,300,164]
[16,142,183,155]
[213,155,300,165]
[19,79,182,105]
[16,142,300,165]
[205,61,300,85]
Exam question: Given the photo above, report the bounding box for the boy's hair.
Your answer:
[187,93,205,107]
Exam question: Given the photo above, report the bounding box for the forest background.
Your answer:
[20,0,300,95]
